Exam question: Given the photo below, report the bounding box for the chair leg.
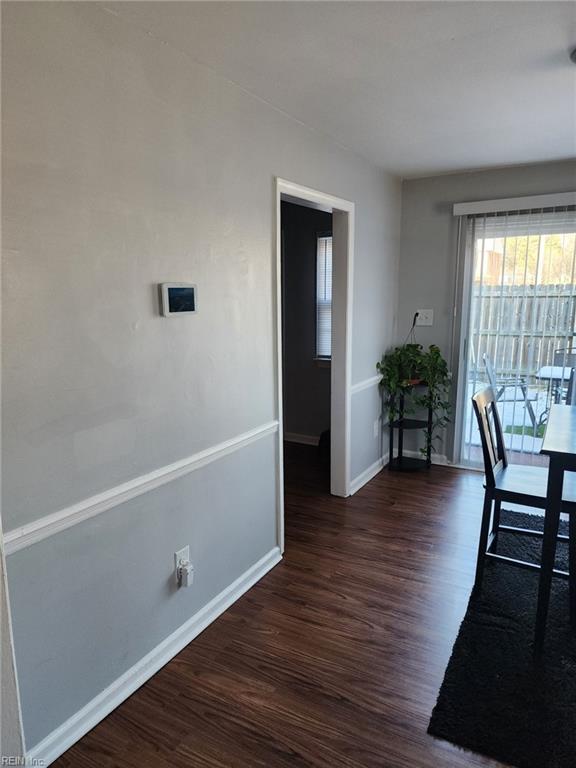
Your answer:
[491,499,501,553]
[570,513,576,630]
[474,492,493,595]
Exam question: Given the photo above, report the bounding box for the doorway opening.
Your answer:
[275,179,354,552]
[281,200,332,495]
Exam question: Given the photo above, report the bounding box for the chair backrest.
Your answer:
[471,387,508,487]
[553,348,576,369]
[483,354,498,391]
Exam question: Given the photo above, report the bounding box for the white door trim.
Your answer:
[275,178,354,548]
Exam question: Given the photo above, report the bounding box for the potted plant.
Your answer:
[377,342,424,422]
[415,345,451,458]
[377,343,451,458]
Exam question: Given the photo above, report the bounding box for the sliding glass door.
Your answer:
[458,206,576,467]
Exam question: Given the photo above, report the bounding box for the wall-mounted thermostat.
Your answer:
[160,283,197,316]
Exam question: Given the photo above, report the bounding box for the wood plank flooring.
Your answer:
[54,445,505,768]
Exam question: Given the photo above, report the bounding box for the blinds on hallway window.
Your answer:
[316,236,333,359]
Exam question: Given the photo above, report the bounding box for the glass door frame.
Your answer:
[451,216,478,467]
[451,192,576,467]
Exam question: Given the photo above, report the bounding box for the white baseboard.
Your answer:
[449,462,483,472]
[349,454,387,495]
[27,547,282,767]
[349,451,453,495]
[283,432,320,447]
[401,449,448,466]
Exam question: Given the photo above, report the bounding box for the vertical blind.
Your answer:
[461,205,576,461]
[316,235,333,358]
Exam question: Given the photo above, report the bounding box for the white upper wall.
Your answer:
[2,1,400,529]
[2,2,400,750]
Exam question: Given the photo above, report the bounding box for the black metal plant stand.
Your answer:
[388,385,433,471]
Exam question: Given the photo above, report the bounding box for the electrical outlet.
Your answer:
[174,545,190,584]
[373,419,379,438]
[416,309,433,326]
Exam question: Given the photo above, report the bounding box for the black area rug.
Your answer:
[428,510,576,768]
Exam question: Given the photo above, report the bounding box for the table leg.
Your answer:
[534,459,563,657]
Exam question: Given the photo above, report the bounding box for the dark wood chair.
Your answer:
[471,387,576,632]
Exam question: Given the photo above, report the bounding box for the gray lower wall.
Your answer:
[1,544,24,758]
[8,434,278,749]
[2,2,401,749]
[398,160,576,458]
[350,384,384,480]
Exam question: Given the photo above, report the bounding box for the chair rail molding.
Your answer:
[351,375,382,395]
[4,421,279,555]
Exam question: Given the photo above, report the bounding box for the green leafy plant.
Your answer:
[414,344,451,457]
[377,343,424,422]
[376,343,451,456]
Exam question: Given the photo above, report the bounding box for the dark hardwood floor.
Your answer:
[54,445,505,768]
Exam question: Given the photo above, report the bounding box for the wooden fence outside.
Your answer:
[469,283,576,378]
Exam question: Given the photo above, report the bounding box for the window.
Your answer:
[458,204,576,465]
[316,235,333,359]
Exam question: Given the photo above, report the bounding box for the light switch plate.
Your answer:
[416,309,433,326]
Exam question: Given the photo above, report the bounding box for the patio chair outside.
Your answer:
[553,348,576,405]
[483,354,537,429]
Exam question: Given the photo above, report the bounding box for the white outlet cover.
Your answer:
[174,545,190,583]
[416,309,433,326]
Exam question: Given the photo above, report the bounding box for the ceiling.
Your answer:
[111,1,576,178]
